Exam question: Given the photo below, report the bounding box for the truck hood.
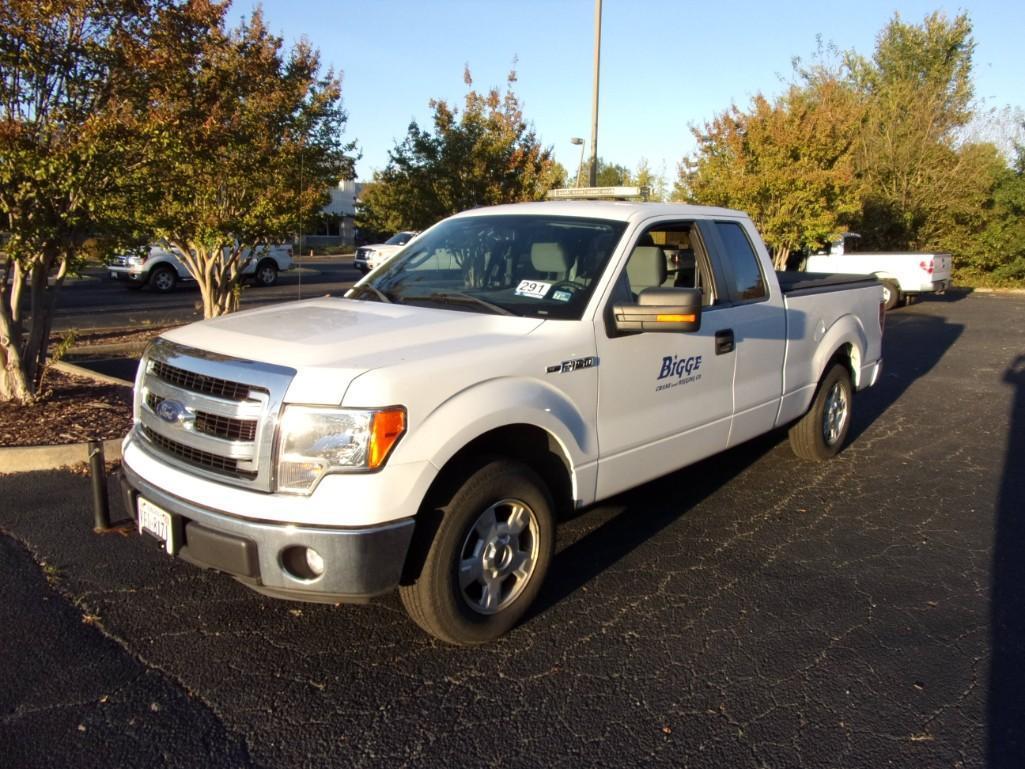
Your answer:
[159,297,546,404]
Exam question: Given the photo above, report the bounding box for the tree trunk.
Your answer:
[772,245,791,271]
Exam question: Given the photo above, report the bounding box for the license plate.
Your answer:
[138,497,174,554]
[110,271,118,280]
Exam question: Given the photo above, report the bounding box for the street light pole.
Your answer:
[570,137,585,187]
[588,0,602,187]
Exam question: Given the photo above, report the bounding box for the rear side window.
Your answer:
[716,221,766,301]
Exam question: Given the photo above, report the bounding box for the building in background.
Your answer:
[302,179,362,250]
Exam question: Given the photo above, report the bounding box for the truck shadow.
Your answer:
[532,309,964,621]
[846,310,963,443]
[530,432,780,619]
[987,354,1025,768]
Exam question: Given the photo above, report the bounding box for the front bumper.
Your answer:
[108,265,146,282]
[120,462,415,603]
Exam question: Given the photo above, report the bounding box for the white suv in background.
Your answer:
[109,241,293,292]
[353,231,418,274]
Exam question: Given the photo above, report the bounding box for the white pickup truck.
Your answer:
[804,233,952,311]
[116,199,884,644]
[108,240,294,292]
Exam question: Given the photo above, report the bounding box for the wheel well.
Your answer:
[826,343,856,386]
[399,424,574,585]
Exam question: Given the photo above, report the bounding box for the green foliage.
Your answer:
[135,4,355,317]
[0,0,152,402]
[679,66,863,268]
[357,68,563,235]
[678,11,1025,284]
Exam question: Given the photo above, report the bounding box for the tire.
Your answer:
[881,279,900,312]
[254,260,278,287]
[399,459,556,645]
[788,363,854,461]
[148,265,177,293]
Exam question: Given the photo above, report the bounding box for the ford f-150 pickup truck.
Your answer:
[116,198,884,644]
[109,241,293,292]
[803,232,951,311]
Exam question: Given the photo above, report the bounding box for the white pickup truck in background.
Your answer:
[353,230,419,274]
[803,233,952,310]
[108,240,294,292]
[115,195,884,644]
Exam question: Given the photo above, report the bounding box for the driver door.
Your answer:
[594,220,736,500]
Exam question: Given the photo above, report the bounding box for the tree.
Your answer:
[136,4,354,318]
[574,157,630,188]
[357,68,563,235]
[848,12,976,249]
[679,69,864,268]
[0,0,152,403]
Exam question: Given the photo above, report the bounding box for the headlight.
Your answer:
[276,405,406,494]
[128,255,146,266]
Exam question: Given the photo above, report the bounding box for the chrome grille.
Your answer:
[147,393,257,441]
[135,338,295,491]
[142,426,254,479]
[151,359,256,401]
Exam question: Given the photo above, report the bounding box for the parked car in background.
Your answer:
[353,231,418,274]
[108,241,293,292]
[803,233,952,311]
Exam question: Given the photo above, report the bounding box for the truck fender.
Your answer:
[813,313,866,387]
[397,377,597,500]
[779,314,867,427]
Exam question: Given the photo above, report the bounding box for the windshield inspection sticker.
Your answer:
[655,354,703,392]
[552,290,573,302]
[515,279,552,299]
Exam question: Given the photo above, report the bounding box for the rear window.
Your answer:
[715,221,766,301]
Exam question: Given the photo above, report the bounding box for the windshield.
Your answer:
[355,215,627,320]
[385,232,414,246]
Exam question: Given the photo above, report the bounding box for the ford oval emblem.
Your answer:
[156,399,187,424]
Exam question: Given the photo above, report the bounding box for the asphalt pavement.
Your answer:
[2,291,1023,768]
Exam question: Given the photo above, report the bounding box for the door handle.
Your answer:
[715,329,735,355]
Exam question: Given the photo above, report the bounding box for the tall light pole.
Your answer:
[570,137,585,187]
[588,0,602,187]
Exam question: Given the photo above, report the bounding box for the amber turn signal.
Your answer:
[369,408,406,468]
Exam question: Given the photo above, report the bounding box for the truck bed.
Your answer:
[776,271,879,296]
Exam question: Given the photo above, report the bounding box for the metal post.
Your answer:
[88,440,110,531]
[588,0,602,187]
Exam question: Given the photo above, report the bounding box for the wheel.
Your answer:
[254,259,278,287]
[788,363,853,461]
[399,459,556,645]
[880,279,900,312]
[148,265,177,293]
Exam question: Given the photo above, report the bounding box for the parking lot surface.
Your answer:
[2,291,1023,768]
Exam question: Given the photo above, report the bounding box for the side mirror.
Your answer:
[613,287,702,334]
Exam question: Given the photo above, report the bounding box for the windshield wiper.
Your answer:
[347,283,394,304]
[423,291,516,316]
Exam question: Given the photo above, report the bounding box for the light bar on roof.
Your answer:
[546,186,651,201]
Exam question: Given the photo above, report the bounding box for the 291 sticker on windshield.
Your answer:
[515,280,552,299]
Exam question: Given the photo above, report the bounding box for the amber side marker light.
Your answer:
[656,314,696,323]
[369,408,406,468]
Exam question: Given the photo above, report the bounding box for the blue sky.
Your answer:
[228,1,1024,182]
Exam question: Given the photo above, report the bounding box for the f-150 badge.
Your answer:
[546,356,599,374]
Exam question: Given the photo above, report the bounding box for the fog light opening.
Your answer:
[281,545,325,581]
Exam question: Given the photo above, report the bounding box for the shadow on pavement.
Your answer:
[987,353,1025,767]
[848,309,963,443]
[530,432,780,619]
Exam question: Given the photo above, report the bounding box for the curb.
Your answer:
[51,359,134,387]
[0,436,123,474]
[0,362,131,475]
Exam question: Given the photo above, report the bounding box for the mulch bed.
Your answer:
[0,369,133,448]
[51,324,175,350]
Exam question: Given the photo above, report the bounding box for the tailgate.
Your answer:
[931,254,952,280]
